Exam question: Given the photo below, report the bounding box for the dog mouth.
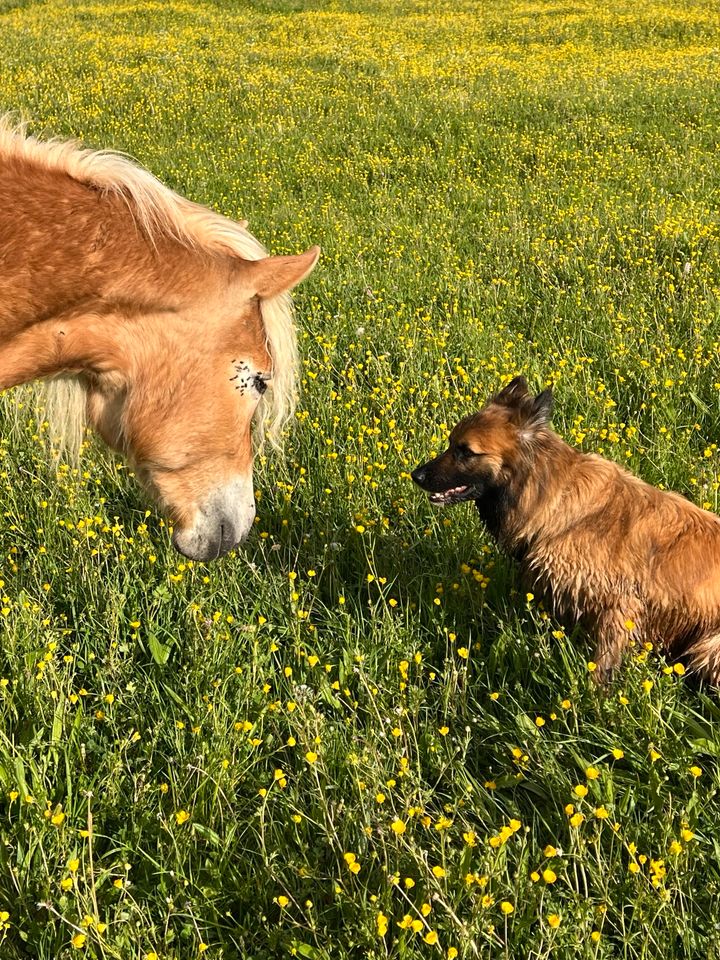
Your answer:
[427,484,472,506]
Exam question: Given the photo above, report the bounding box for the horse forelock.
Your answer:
[1,115,298,451]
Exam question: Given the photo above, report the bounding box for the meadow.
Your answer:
[1,0,720,956]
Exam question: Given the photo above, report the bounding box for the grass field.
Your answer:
[2,0,720,957]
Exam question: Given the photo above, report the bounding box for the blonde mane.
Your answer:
[0,116,297,458]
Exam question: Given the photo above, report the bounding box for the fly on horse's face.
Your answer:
[82,249,318,561]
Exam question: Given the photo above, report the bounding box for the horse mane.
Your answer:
[0,115,297,459]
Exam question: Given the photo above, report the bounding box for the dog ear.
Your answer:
[495,375,529,406]
[527,388,553,428]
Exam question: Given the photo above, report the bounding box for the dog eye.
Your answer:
[455,443,474,459]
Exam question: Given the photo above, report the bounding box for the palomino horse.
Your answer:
[0,118,319,560]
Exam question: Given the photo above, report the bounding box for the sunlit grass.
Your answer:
[1,0,720,957]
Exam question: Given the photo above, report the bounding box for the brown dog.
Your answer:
[412,376,720,683]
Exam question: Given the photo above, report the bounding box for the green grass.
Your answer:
[1,0,720,957]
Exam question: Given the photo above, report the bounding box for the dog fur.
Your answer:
[412,376,720,683]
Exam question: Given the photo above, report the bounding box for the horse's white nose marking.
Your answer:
[172,474,256,560]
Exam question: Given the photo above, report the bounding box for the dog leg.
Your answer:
[683,633,720,685]
[591,609,637,684]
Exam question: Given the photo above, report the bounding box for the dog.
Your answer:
[412,375,720,683]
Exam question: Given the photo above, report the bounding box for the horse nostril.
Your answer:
[411,465,427,486]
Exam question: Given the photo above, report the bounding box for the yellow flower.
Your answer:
[424,931,438,945]
[689,765,702,778]
[543,845,557,857]
[305,751,318,764]
[585,766,600,780]
[431,865,446,878]
[377,912,388,936]
[390,819,406,835]
[535,716,545,727]
[276,896,289,908]
[574,784,588,798]
[669,840,683,855]
[587,661,597,672]
[60,877,73,891]
[547,914,561,928]
[642,679,654,693]
[595,806,609,819]
[570,813,584,828]
[612,748,624,760]
[68,858,80,873]
[457,647,469,659]
[70,933,86,949]
[175,810,190,825]
[500,901,514,915]
[448,949,458,959]
[542,868,557,884]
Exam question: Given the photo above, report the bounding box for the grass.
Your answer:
[1,0,720,957]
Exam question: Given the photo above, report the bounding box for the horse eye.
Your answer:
[253,374,268,395]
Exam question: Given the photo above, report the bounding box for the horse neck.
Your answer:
[0,160,212,338]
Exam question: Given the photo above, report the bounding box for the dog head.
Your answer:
[411,376,553,507]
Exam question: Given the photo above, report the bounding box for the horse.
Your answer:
[0,118,319,560]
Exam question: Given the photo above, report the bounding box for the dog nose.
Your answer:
[411,465,427,486]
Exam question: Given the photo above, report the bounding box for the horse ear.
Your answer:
[494,375,529,406]
[244,246,320,298]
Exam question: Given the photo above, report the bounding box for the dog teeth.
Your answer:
[429,485,468,504]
